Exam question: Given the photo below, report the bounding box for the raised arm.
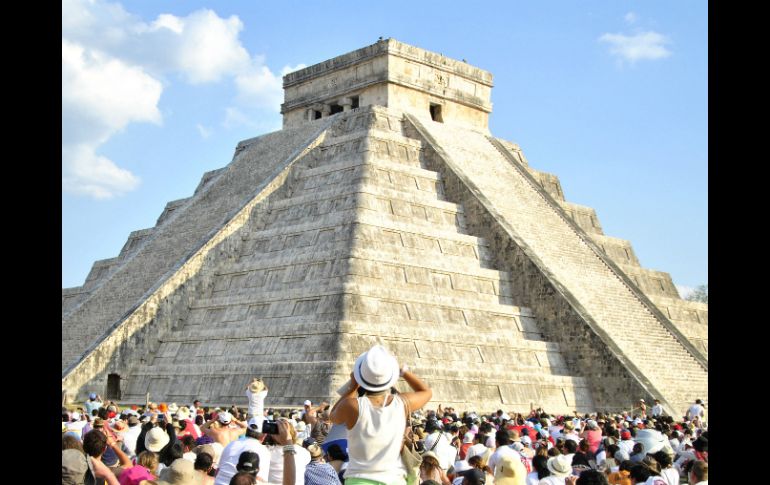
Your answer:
[274,420,296,485]
[330,373,361,430]
[399,365,432,412]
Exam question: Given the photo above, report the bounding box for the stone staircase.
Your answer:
[406,114,707,415]
[117,107,594,412]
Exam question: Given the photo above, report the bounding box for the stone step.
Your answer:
[161,318,548,352]
[413,117,708,406]
[301,160,445,200]
[261,186,466,235]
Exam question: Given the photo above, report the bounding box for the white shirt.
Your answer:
[66,420,88,434]
[247,388,268,430]
[122,424,143,458]
[538,476,566,485]
[424,431,457,470]
[466,443,487,460]
[618,439,635,455]
[214,437,272,485]
[651,404,664,417]
[687,404,704,419]
[269,445,311,485]
[659,467,680,485]
[345,395,406,483]
[526,471,540,485]
[487,445,521,475]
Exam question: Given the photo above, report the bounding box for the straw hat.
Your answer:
[249,378,266,393]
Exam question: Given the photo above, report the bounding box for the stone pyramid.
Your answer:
[62,39,707,415]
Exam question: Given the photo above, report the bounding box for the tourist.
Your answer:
[330,345,432,485]
[214,418,271,485]
[201,411,247,446]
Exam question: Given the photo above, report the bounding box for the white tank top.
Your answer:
[345,394,407,483]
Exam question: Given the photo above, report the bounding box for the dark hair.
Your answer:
[628,464,651,481]
[652,450,672,468]
[97,408,109,420]
[495,430,511,446]
[230,471,257,485]
[547,447,561,457]
[82,430,107,457]
[164,442,185,465]
[195,415,205,426]
[62,434,84,452]
[326,443,348,461]
[194,453,214,472]
[693,436,708,452]
[532,455,550,479]
[564,440,578,454]
[576,470,609,485]
[181,435,195,450]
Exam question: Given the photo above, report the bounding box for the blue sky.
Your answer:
[62,1,708,296]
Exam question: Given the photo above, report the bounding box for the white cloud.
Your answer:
[624,12,638,24]
[151,10,251,84]
[62,0,293,198]
[235,62,307,112]
[63,145,141,199]
[676,285,694,299]
[598,31,672,64]
[62,39,161,198]
[63,1,251,84]
[196,123,212,139]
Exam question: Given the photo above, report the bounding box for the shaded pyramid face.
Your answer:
[63,40,706,415]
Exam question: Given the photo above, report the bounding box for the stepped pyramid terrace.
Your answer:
[62,39,707,415]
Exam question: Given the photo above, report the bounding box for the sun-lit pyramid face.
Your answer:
[281,38,494,131]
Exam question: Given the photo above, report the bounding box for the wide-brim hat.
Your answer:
[176,406,191,421]
[634,429,667,454]
[145,426,171,452]
[353,345,399,392]
[547,455,572,477]
[421,451,440,462]
[168,403,179,414]
[157,458,199,485]
[249,378,265,393]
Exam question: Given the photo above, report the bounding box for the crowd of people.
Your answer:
[62,346,708,485]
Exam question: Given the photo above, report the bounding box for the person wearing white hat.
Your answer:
[214,417,272,485]
[330,345,432,485]
[201,411,248,446]
[539,454,571,484]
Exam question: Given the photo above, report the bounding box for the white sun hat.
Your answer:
[353,345,400,392]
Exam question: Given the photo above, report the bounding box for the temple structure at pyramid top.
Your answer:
[281,39,493,131]
[62,39,707,417]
